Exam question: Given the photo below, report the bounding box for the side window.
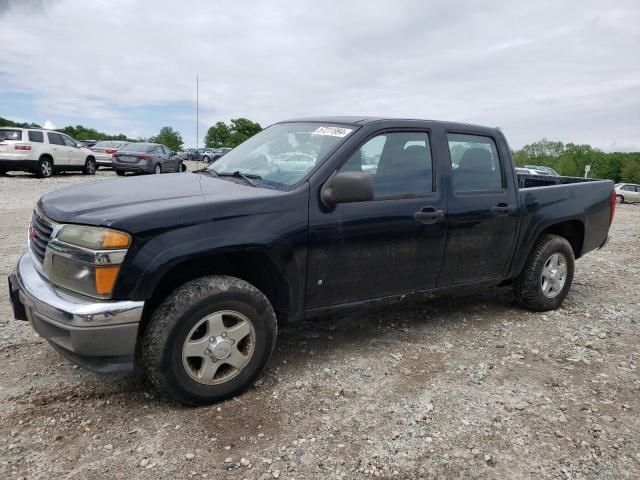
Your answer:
[621,185,634,191]
[339,132,433,198]
[157,146,165,154]
[61,135,77,148]
[47,132,65,146]
[28,131,44,143]
[448,133,503,192]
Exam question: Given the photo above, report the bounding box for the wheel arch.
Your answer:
[39,153,54,164]
[539,219,585,259]
[138,249,291,338]
[510,218,585,280]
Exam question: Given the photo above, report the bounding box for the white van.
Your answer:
[0,128,97,178]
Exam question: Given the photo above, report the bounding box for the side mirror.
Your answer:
[321,171,374,207]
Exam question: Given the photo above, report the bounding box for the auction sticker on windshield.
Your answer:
[312,126,353,137]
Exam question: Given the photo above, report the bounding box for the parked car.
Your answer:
[524,165,560,176]
[8,117,615,405]
[199,148,215,163]
[183,148,200,160]
[0,127,97,177]
[112,142,185,175]
[90,140,130,168]
[516,167,547,175]
[614,183,640,203]
[211,147,232,161]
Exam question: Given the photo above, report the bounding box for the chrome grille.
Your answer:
[29,210,54,264]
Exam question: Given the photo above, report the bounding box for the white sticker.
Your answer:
[312,126,353,137]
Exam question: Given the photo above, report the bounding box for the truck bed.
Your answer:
[517,173,598,189]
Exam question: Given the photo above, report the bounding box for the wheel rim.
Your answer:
[88,160,95,174]
[616,195,623,204]
[540,253,567,298]
[181,310,256,385]
[41,161,51,177]
[155,165,161,174]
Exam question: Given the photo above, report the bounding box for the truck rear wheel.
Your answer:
[141,276,277,405]
[514,234,575,311]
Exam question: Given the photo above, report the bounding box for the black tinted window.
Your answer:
[339,132,433,198]
[448,134,503,192]
[47,132,65,145]
[28,131,44,142]
[0,129,22,141]
[621,185,635,191]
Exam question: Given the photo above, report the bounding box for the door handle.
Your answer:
[491,203,514,215]
[414,206,444,224]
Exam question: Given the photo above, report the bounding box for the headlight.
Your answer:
[47,225,131,299]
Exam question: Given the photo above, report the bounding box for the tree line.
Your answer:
[512,139,640,183]
[3,115,638,182]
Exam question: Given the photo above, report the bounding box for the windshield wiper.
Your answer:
[216,170,261,187]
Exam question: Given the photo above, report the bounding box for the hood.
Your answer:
[39,172,282,231]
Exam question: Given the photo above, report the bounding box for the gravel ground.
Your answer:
[0,167,639,479]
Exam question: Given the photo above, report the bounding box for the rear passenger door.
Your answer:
[46,132,68,166]
[437,132,518,286]
[306,130,447,308]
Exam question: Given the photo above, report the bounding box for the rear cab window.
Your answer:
[447,133,504,193]
[0,129,23,142]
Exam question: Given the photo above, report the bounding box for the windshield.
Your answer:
[209,122,355,188]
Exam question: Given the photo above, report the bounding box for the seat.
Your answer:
[375,145,431,196]
[454,148,500,191]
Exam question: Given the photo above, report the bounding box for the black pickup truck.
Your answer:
[8,117,615,405]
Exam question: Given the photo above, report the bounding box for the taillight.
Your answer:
[15,144,32,151]
[610,190,616,224]
[137,155,151,160]
[105,149,118,154]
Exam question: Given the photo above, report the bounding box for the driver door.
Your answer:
[306,130,447,308]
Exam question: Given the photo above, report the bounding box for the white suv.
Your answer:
[0,127,97,178]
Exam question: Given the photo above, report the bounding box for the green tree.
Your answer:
[621,157,640,183]
[204,118,262,148]
[149,126,183,152]
[204,121,231,148]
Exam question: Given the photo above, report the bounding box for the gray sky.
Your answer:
[0,0,639,150]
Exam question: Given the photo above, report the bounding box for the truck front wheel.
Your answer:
[514,234,575,311]
[141,276,277,405]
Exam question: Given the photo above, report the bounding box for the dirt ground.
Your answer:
[0,167,638,479]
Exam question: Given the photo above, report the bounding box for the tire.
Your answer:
[116,170,126,176]
[213,156,220,162]
[83,157,96,175]
[514,234,575,311]
[141,276,277,405]
[616,194,624,204]
[154,164,162,174]
[180,162,187,172]
[203,155,210,163]
[36,157,53,178]
[0,168,6,176]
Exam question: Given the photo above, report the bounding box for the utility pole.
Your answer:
[196,74,199,150]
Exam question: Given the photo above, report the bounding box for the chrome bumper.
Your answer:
[8,253,145,372]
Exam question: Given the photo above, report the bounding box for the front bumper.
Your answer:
[8,253,145,373]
